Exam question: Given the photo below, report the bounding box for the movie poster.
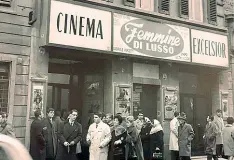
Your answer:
[30,85,44,117]
[115,86,132,117]
[164,90,178,119]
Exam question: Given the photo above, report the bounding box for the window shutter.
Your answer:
[180,0,189,18]
[208,0,217,25]
[136,0,154,11]
[123,0,135,7]
[0,0,11,6]
[189,0,203,22]
[159,0,170,14]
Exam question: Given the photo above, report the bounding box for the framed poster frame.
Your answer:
[220,90,229,119]
[29,77,47,118]
[114,84,132,117]
[163,86,179,120]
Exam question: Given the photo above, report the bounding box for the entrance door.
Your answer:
[180,94,210,156]
[133,84,159,120]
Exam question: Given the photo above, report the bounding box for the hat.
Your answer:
[126,116,135,123]
[153,119,160,125]
[144,117,151,123]
[178,112,186,120]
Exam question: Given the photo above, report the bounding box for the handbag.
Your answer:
[152,147,163,159]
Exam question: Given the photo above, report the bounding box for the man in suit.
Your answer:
[30,109,46,160]
[42,108,57,160]
[56,109,82,160]
[0,112,15,137]
[178,112,194,160]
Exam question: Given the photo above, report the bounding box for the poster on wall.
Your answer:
[30,79,47,118]
[222,99,228,118]
[115,85,132,117]
[164,89,178,119]
[113,13,191,62]
[220,91,229,119]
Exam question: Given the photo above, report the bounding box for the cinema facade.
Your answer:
[25,0,233,158]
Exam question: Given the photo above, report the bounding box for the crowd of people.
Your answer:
[169,109,234,160]
[0,108,234,160]
[28,109,165,160]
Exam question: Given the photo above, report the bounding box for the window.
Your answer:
[188,0,203,22]
[0,0,11,7]
[159,0,170,14]
[124,0,135,7]
[135,0,154,11]
[180,0,189,18]
[0,0,16,13]
[208,0,217,25]
[0,63,9,113]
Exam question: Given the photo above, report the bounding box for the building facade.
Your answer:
[0,0,32,144]
[0,0,234,159]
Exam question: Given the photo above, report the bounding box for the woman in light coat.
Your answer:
[87,112,111,160]
[169,111,180,160]
[223,117,234,160]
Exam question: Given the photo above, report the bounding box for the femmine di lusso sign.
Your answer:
[113,13,191,62]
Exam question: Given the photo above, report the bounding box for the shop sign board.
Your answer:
[49,1,112,51]
[191,29,228,67]
[113,13,191,62]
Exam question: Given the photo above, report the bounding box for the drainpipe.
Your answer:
[226,13,234,116]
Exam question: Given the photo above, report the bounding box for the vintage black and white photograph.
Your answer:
[0,0,234,160]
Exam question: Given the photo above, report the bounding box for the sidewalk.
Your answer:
[191,156,227,160]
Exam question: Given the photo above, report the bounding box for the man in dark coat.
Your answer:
[204,115,218,160]
[30,109,46,160]
[42,108,57,160]
[178,112,194,160]
[56,109,82,160]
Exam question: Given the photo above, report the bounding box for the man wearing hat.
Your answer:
[178,112,194,160]
[134,113,144,133]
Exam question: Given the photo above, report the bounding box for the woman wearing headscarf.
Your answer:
[108,114,128,160]
[150,119,164,160]
[126,116,144,160]
[140,117,152,160]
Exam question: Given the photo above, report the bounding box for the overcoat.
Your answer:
[223,124,234,156]
[204,122,217,155]
[42,118,57,159]
[0,122,15,138]
[213,115,224,144]
[127,125,144,160]
[140,123,152,159]
[56,121,82,160]
[134,119,144,133]
[108,125,127,160]
[29,118,46,160]
[178,123,194,157]
[169,117,179,151]
[87,121,111,160]
[150,130,164,159]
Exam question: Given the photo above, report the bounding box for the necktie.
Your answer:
[96,124,98,128]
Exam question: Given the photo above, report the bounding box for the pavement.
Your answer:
[191,156,227,160]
